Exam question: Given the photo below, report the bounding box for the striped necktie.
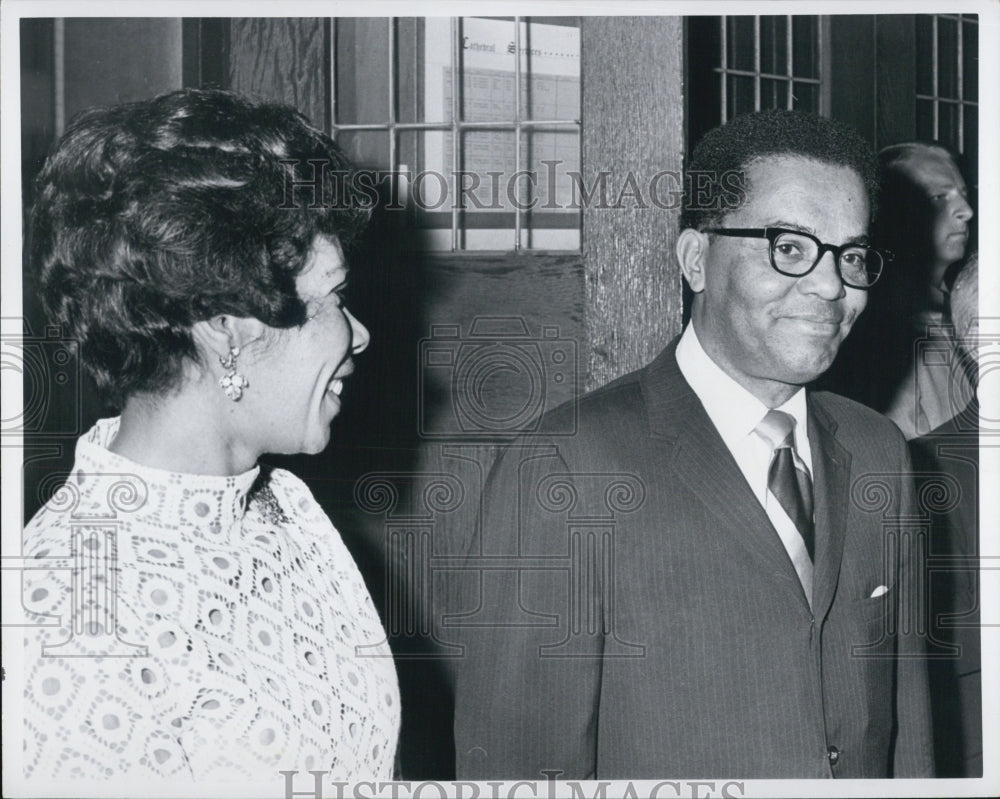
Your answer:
[755,409,815,597]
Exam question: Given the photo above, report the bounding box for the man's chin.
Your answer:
[780,351,838,386]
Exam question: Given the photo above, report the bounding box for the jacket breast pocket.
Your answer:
[853,583,896,622]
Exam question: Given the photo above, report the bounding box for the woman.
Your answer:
[21,89,399,785]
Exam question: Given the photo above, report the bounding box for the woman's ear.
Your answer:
[676,228,709,294]
[191,316,266,364]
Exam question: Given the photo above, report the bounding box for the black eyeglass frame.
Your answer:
[702,226,893,289]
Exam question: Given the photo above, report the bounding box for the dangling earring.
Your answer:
[219,345,248,401]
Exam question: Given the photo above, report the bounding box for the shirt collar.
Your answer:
[676,322,809,451]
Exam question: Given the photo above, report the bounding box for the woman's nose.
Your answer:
[346,308,371,353]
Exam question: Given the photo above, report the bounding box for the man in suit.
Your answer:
[453,110,934,779]
[909,254,981,776]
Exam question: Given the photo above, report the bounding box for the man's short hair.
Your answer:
[681,109,879,231]
[878,140,958,174]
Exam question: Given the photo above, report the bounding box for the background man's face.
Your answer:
[897,149,973,281]
[694,155,870,400]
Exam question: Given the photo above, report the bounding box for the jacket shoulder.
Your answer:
[536,364,648,436]
[811,390,907,450]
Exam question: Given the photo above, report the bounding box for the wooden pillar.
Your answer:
[581,17,685,391]
[228,18,329,129]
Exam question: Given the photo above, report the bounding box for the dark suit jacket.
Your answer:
[909,401,981,777]
[453,338,934,779]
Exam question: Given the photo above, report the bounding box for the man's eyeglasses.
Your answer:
[702,227,892,289]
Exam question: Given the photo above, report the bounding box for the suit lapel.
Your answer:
[807,395,852,622]
[641,341,804,594]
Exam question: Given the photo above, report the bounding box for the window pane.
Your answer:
[462,69,516,122]
[727,74,756,118]
[963,18,978,101]
[415,17,581,250]
[335,18,391,125]
[524,129,581,250]
[937,16,959,99]
[916,15,933,95]
[963,104,978,183]
[760,16,788,76]
[398,128,422,185]
[447,129,517,250]
[938,102,959,151]
[792,16,819,79]
[338,130,389,171]
[916,98,935,139]
[791,81,818,112]
[395,18,423,124]
[760,78,789,110]
[422,18,457,123]
[527,70,580,121]
[686,17,722,152]
[727,16,756,71]
[524,129,579,207]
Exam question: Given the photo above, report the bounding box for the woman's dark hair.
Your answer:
[29,88,372,408]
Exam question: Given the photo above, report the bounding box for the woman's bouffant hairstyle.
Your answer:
[29,88,372,409]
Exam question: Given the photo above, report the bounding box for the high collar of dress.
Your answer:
[63,417,261,533]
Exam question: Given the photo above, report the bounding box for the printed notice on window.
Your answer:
[421,18,581,250]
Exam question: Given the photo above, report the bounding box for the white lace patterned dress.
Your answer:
[20,417,399,786]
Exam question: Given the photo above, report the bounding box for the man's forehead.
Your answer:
[895,150,965,190]
[730,155,869,232]
[742,154,868,200]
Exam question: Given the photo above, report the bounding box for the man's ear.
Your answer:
[676,228,709,293]
[191,316,266,365]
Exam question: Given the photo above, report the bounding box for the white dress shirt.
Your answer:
[676,323,816,604]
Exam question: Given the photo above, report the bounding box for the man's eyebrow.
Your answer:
[769,220,816,236]
[769,221,870,245]
[925,182,963,193]
[842,234,871,246]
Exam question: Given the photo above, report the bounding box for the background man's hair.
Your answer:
[681,109,879,231]
[878,140,958,172]
[29,88,370,408]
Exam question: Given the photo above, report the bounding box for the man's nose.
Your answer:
[954,194,974,222]
[799,250,846,300]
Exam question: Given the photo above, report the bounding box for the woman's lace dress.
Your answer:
[20,417,399,785]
